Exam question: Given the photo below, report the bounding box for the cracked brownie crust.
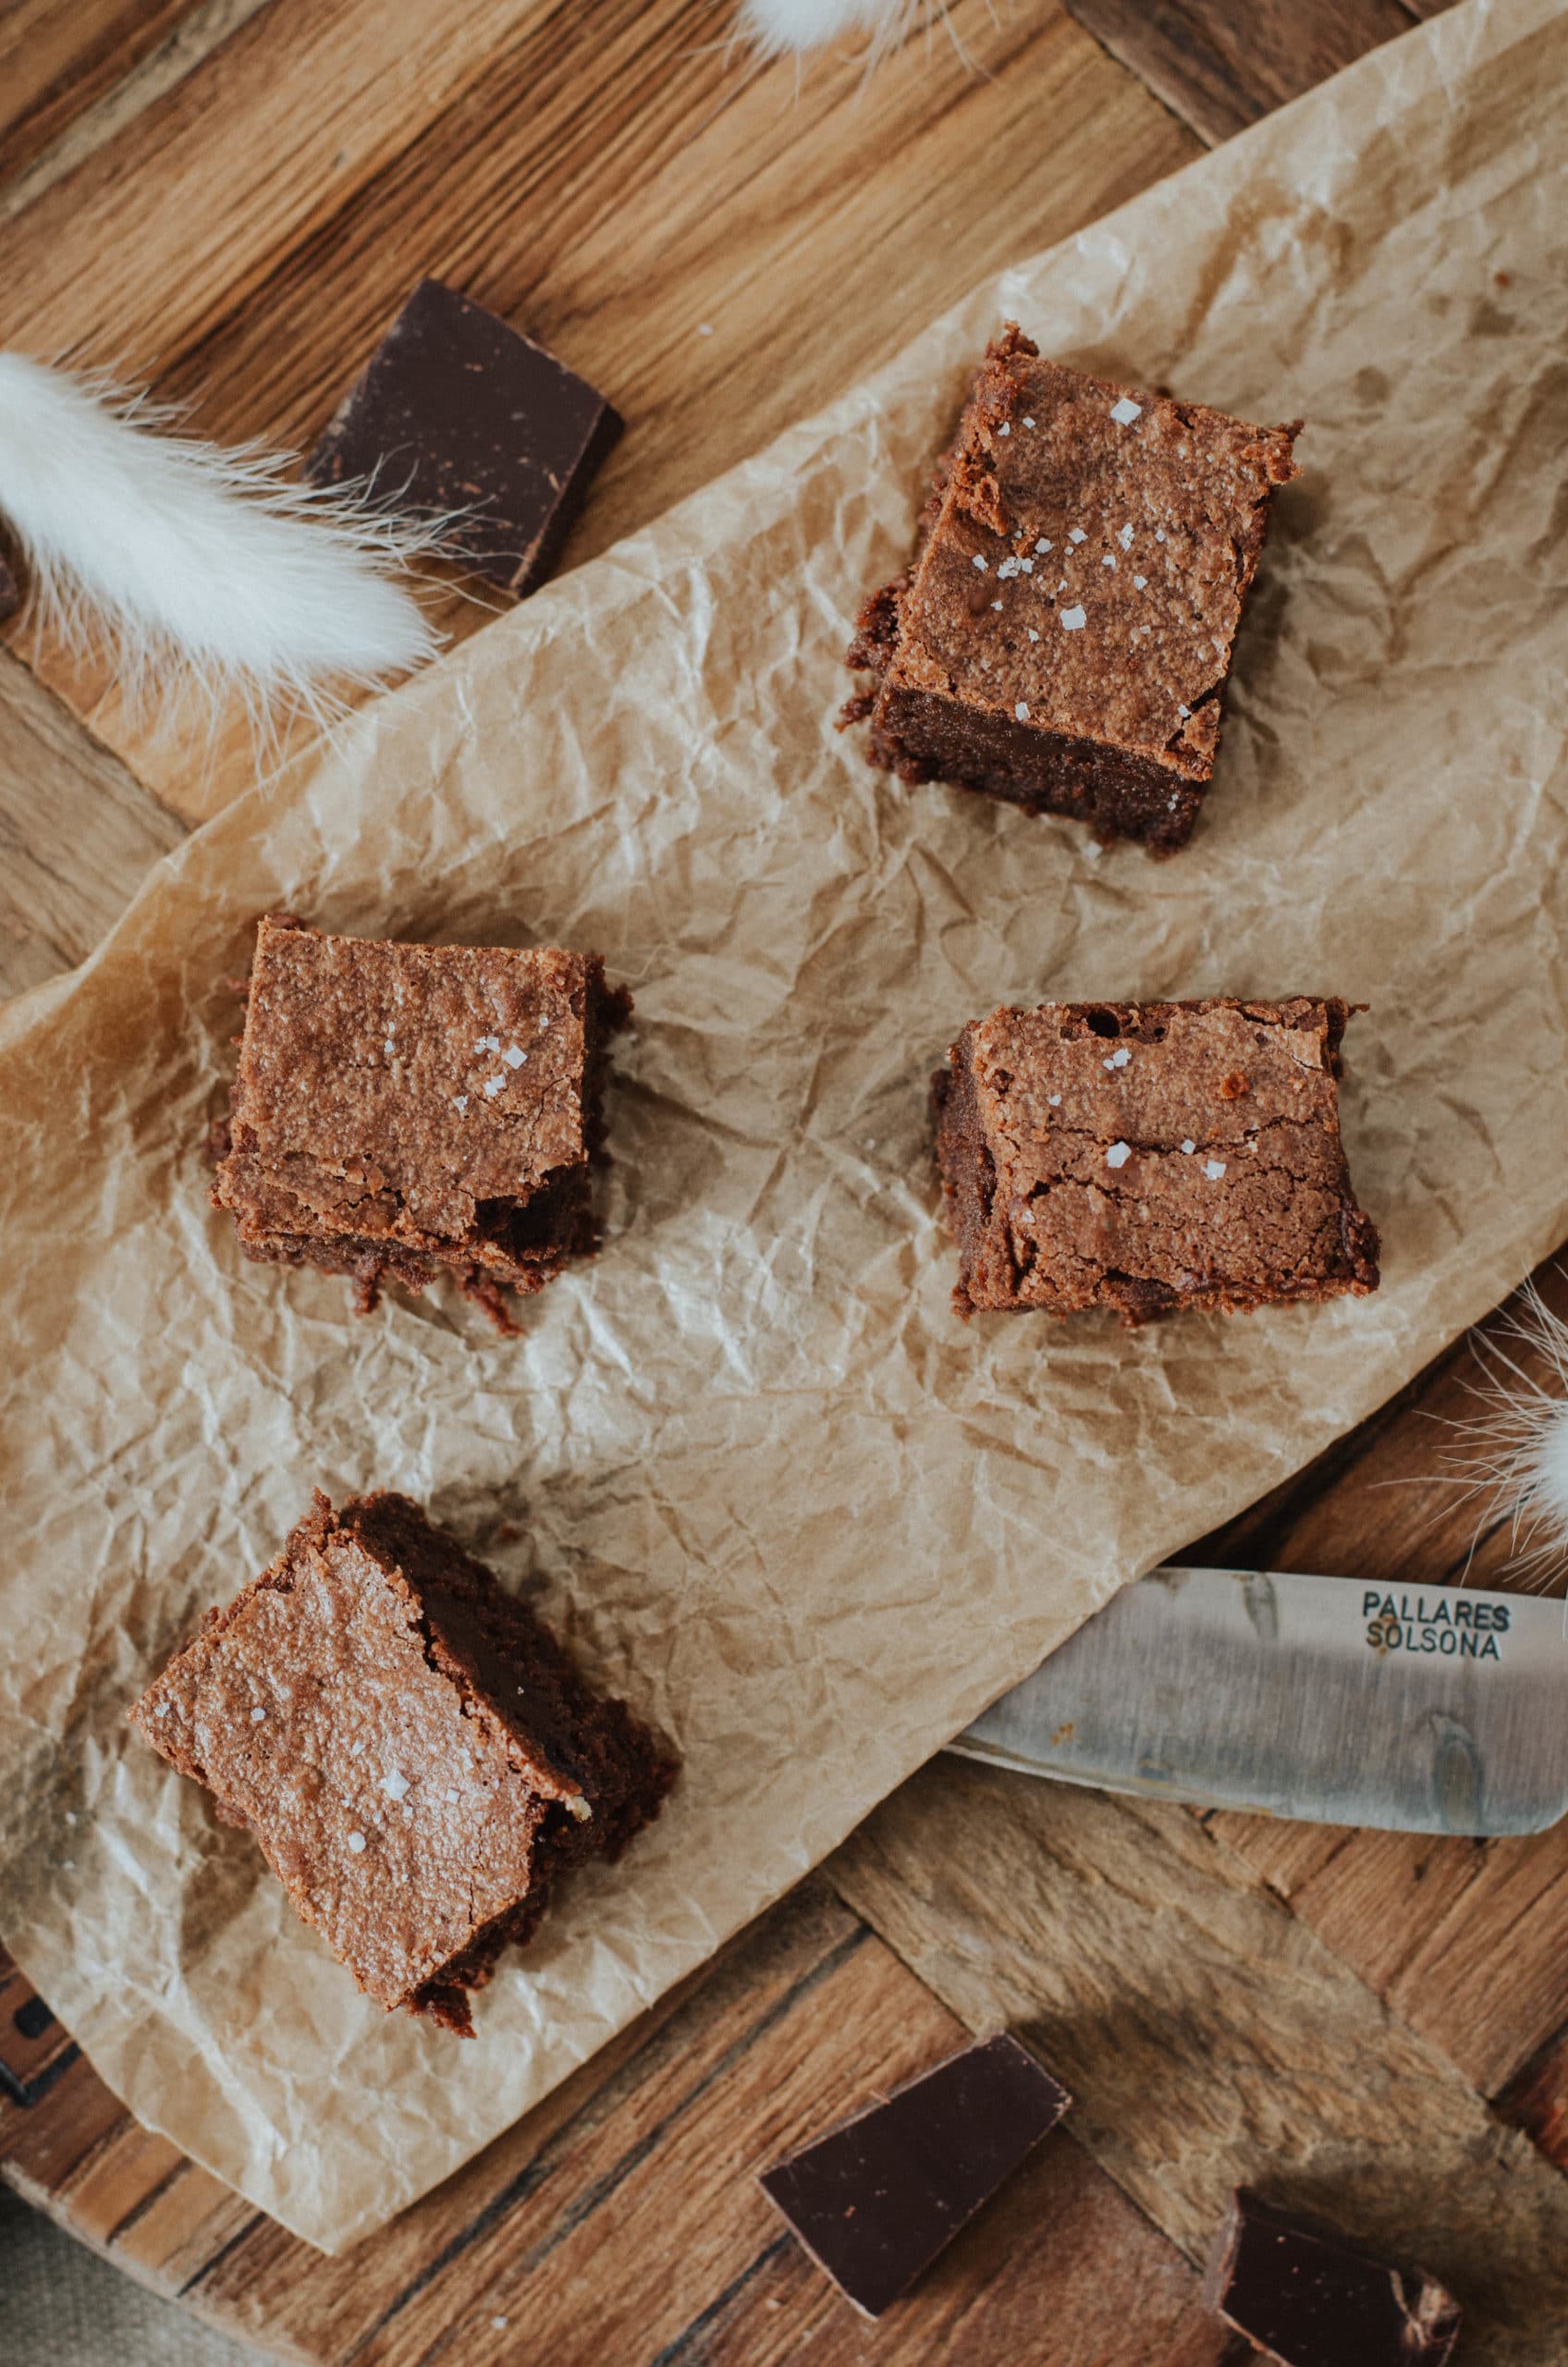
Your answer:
[843,325,1300,849]
[933,997,1379,1322]
[131,1490,676,2037]
[211,915,630,1330]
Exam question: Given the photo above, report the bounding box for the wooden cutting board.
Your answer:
[9,4,1568,2362]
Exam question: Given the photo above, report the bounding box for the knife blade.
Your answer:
[949,1568,1568,1836]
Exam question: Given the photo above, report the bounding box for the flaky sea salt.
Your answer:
[1026,628,1040,643]
[1181,1139,1196,1155]
[1019,558,1034,574]
[991,599,1003,610]
[447,1786,460,1802]
[1102,555,1115,569]
[1047,1094,1061,1107]
[250,1706,266,1723]
[1133,574,1147,590]
[1068,527,1085,545]
[972,554,988,572]
[1109,397,1143,425]
[1015,701,1030,720]
[1156,528,1168,543]
[1060,606,1086,631]
[1178,703,1191,717]
[1204,1159,1228,1180]
[384,1038,395,1057]
[1023,415,1035,426]
[346,1834,368,1858]
[474,1034,500,1053]
[998,421,1011,435]
[453,1094,469,1113]
[1084,840,1103,859]
[1035,537,1051,553]
[503,1044,527,1067]
[1106,1142,1131,1169]
[484,1075,505,1097]
[380,1769,410,1801]
[1118,522,1134,549]
[997,557,1020,580]
[1110,1048,1131,1067]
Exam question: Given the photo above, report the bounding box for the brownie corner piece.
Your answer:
[934,995,1378,1323]
[845,324,1300,849]
[210,915,631,1331]
[131,1489,675,2037]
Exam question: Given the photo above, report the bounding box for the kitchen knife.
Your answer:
[950,1568,1568,1836]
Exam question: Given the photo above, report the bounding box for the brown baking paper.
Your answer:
[1,0,1564,2254]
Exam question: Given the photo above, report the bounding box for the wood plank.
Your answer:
[1062,0,1423,145]
[0,644,185,998]
[0,0,199,187]
[0,0,1198,824]
[830,1760,1568,2361]
[670,2126,1233,2367]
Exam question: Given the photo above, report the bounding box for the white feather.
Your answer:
[737,0,954,60]
[0,351,447,728]
[1439,1277,1568,1584]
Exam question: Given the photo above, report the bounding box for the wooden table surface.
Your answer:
[7,2,1568,2361]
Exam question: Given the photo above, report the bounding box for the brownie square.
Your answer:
[306,279,621,598]
[211,914,630,1330]
[843,325,1300,850]
[933,997,1379,1322]
[131,1490,675,2036]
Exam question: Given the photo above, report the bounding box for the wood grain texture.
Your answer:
[0,0,198,184]
[5,5,1568,2364]
[0,644,185,998]
[1063,0,1427,144]
[829,1760,1568,2364]
[1,1888,1228,2367]
[0,0,1198,823]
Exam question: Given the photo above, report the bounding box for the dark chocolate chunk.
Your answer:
[758,2032,1070,2319]
[307,279,621,598]
[0,543,22,624]
[1204,2189,1462,2367]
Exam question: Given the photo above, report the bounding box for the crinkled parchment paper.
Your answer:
[1,0,1564,2254]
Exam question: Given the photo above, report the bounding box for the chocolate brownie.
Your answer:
[130,1490,675,2036]
[211,915,630,1330]
[933,997,1379,1322]
[843,325,1300,850]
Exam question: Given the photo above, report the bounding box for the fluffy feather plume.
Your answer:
[0,351,449,730]
[737,0,953,61]
[1441,1278,1568,1585]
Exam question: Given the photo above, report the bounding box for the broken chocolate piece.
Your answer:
[759,2032,1070,2318]
[1204,2189,1462,2367]
[307,278,621,597]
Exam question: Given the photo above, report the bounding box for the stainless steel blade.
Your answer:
[950,1568,1568,1835]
